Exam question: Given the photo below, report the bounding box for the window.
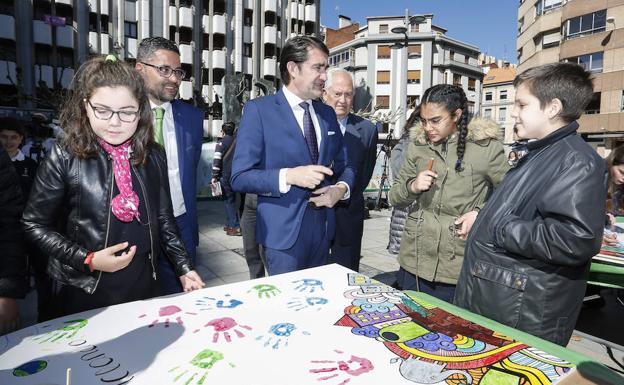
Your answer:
[535,0,562,16]
[410,21,419,33]
[518,17,524,35]
[243,43,252,57]
[500,90,508,100]
[499,107,507,122]
[541,30,560,48]
[484,108,492,119]
[566,52,603,73]
[468,78,476,91]
[449,50,455,61]
[0,0,13,16]
[485,91,493,101]
[407,95,420,108]
[376,45,390,59]
[464,55,470,64]
[124,21,137,39]
[376,95,389,108]
[408,44,421,56]
[585,92,601,114]
[379,24,388,34]
[0,38,16,62]
[453,74,461,86]
[565,10,606,39]
[244,9,253,27]
[377,71,390,84]
[407,70,421,84]
[621,91,624,112]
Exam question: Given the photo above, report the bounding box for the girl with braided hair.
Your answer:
[388,84,508,302]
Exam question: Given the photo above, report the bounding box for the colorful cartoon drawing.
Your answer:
[335,276,574,385]
[293,279,325,293]
[310,349,374,385]
[248,284,281,298]
[195,294,244,310]
[32,319,88,344]
[139,305,197,328]
[169,349,233,384]
[196,317,252,342]
[12,360,48,377]
[256,322,310,350]
[348,273,396,293]
[287,297,329,312]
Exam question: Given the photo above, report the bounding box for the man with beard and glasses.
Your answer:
[136,37,203,295]
[231,36,354,275]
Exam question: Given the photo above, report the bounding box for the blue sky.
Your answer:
[320,0,518,63]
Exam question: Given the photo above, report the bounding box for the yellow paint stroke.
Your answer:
[397,341,525,363]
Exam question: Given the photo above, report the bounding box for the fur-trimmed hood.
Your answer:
[409,116,502,145]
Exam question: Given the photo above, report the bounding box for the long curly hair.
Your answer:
[59,55,154,165]
[420,84,470,172]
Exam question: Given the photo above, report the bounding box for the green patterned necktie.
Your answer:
[153,107,165,146]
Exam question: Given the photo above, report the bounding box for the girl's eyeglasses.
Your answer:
[87,100,139,123]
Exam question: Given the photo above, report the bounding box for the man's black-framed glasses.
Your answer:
[140,61,186,79]
[87,100,140,123]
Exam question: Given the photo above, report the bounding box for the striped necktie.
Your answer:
[299,101,318,164]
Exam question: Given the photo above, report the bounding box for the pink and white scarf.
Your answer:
[97,138,140,222]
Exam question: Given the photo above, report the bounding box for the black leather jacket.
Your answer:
[22,143,193,294]
[454,122,608,346]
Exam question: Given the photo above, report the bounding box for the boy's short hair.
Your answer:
[513,62,594,123]
[0,117,26,137]
[222,122,235,136]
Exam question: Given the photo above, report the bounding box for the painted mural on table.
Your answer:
[0,265,576,385]
[335,273,573,385]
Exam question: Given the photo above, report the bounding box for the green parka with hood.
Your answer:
[389,117,509,284]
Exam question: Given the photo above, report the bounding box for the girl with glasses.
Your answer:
[22,55,204,320]
[388,84,508,302]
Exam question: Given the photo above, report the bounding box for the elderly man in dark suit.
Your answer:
[324,68,379,272]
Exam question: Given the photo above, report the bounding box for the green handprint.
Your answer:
[34,319,88,344]
[248,284,281,298]
[169,349,232,385]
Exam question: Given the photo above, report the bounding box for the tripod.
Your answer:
[374,127,395,210]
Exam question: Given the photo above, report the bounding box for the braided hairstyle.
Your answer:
[420,84,469,172]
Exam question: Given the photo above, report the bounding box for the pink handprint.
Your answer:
[195,317,252,343]
[310,350,374,385]
[139,305,197,328]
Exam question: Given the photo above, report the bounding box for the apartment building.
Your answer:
[481,64,517,143]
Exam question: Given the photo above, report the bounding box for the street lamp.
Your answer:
[391,13,426,136]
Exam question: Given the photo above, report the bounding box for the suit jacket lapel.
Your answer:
[276,90,313,164]
[171,100,187,184]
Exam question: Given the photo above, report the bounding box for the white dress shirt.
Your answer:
[277,86,349,199]
[151,101,187,217]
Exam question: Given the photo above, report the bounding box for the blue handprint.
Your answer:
[196,294,243,310]
[287,297,328,311]
[293,279,324,293]
[255,322,310,349]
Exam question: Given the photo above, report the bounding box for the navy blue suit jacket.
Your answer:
[334,114,379,246]
[231,89,355,250]
[170,99,203,259]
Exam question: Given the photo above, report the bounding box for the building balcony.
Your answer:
[243,57,253,74]
[299,4,305,19]
[56,25,74,48]
[0,15,15,40]
[100,0,109,15]
[212,13,226,35]
[244,0,253,9]
[305,4,316,22]
[33,20,52,45]
[263,57,277,77]
[101,34,110,53]
[125,37,137,59]
[55,0,72,5]
[213,49,227,69]
[290,4,298,19]
[179,80,193,100]
[0,61,16,85]
[263,0,277,12]
[180,43,193,64]
[244,26,252,42]
[88,31,98,51]
[35,65,53,88]
[179,6,194,29]
[169,6,178,26]
[264,25,277,44]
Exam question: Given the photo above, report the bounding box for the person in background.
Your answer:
[323,68,378,272]
[389,84,508,302]
[22,55,204,319]
[212,122,241,236]
[135,37,204,295]
[0,145,28,335]
[0,117,38,198]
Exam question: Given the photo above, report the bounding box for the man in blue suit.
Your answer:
[231,36,355,275]
[323,68,379,272]
[136,37,203,294]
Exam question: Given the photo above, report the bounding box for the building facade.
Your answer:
[481,64,517,144]
[0,0,320,136]
[325,13,484,138]
[517,0,624,153]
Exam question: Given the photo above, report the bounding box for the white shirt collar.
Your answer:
[282,86,311,109]
[11,150,25,161]
[149,100,172,112]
